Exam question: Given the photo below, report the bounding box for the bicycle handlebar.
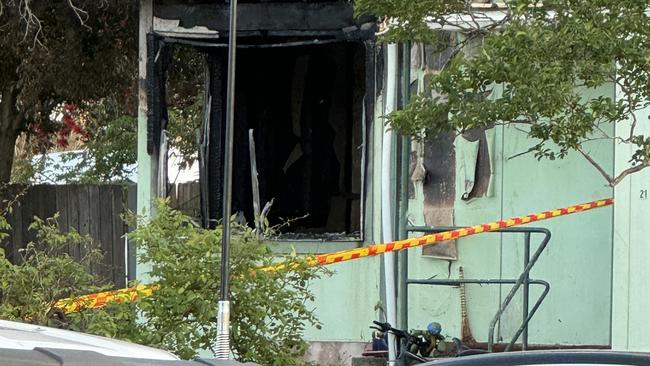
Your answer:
[371,320,408,338]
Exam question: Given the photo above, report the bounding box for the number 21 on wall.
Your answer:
[642,189,648,199]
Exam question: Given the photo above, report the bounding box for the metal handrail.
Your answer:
[407,278,550,352]
[403,226,552,352]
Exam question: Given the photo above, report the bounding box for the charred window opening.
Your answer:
[206,42,366,239]
[148,1,375,240]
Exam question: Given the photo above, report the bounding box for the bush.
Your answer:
[0,215,110,327]
[0,216,8,242]
[121,200,326,365]
[0,201,325,366]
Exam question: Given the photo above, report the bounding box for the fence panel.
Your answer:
[169,181,201,218]
[1,184,129,288]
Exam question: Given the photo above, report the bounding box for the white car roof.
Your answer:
[0,320,178,360]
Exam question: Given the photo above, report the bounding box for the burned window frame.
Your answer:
[145,2,379,243]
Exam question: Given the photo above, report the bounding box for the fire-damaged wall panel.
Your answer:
[153,2,361,33]
[146,34,172,155]
[418,128,493,259]
[416,39,458,259]
[203,51,227,227]
[420,132,457,259]
[412,39,494,259]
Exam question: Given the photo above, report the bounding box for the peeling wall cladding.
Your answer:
[458,128,491,200]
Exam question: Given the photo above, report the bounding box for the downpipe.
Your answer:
[382,43,399,366]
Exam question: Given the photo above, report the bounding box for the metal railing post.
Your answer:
[523,232,531,350]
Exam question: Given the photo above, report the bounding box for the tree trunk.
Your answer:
[0,84,24,183]
[0,131,19,183]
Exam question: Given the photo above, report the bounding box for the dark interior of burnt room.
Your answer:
[205,41,366,239]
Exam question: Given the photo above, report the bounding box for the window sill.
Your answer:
[266,239,364,255]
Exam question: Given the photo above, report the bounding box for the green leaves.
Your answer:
[357,0,650,184]
[0,213,108,327]
[0,201,324,364]
[355,0,466,43]
[0,216,9,242]
[124,200,327,364]
[0,2,138,184]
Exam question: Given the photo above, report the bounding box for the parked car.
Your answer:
[422,350,650,366]
[0,319,254,366]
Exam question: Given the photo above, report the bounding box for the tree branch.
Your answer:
[576,145,647,186]
[508,143,543,161]
[627,102,639,142]
[2,0,92,46]
[17,0,44,47]
[66,0,90,28]
[611,164,649,187]
[465,1,482,31]
[576,146,615,185]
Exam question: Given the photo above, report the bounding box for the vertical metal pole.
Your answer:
[398,43,411,331]
[216,0,238,360]
[522,232,531,351]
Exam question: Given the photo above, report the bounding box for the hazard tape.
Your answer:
[55,285,158,314]
[306,197,613,266]
[56,197,613,313]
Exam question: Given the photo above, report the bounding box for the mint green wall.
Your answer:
[405,84,614,346]
[304,258,382,341]
[136,0,155,285]
[612,98,650,351]
[406,143,614,345]
[498,126,613,345]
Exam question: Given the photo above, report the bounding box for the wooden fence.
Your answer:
[168,181,201,219]
[1,184,132,287]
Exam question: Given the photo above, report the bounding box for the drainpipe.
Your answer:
[382,43,399,365]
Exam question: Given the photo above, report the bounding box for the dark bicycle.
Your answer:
[370,320,445,365]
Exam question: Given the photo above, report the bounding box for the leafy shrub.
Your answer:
[0,216,8,242]
[121,200,326,365]
[0,215,109,326]
[0,201,325,366]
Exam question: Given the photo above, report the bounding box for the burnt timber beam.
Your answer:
[154,3,363,33]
